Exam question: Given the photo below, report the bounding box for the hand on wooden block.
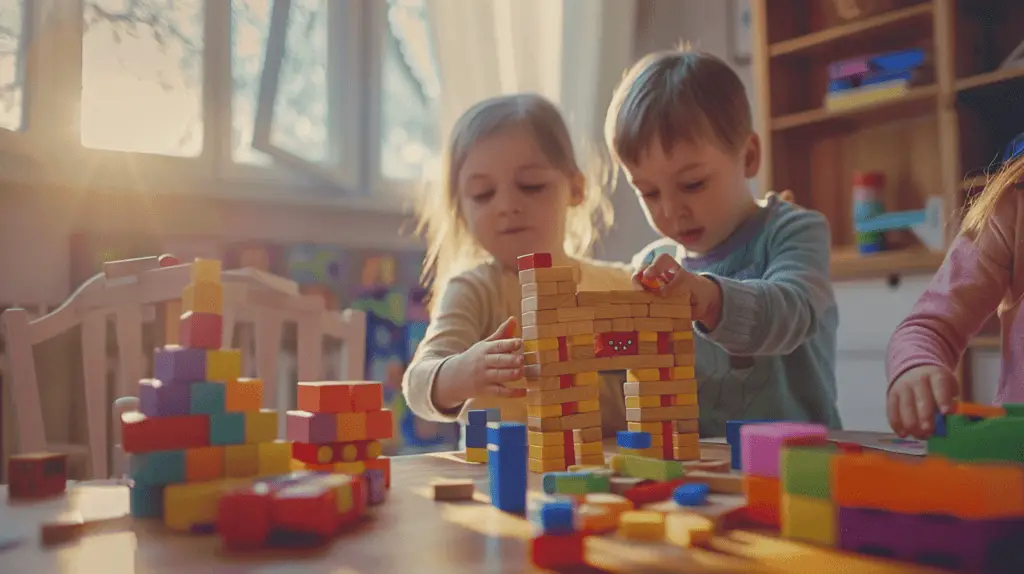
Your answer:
[632,253,723,330]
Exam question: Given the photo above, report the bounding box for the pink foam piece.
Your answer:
[740,422,828,478]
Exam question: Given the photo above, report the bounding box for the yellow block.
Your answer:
[529,457,566,473]
[576,399,600,413]
[577,454,605,466]
[530,444,564,459]
[617,510,665,541]
[163,479,244,531]
[256,440,292,476]
[244,409,277,444]
[527,404,563,418]
[184,445,224,482]
[206,349,242,382]
[626,396,661,409]
[182,281,223,314]
[628,421,663,434]
[570,334,593,346]
[226,378,263,412]
[190,258,222,284]
[528,430,564,446]
[671,331,694,341]
[781,493,836,546]
[672,366,695,379]
[465,447,488,463]
[665,512,714,547]
[335,461,367,475]
[574,372,599,386]
[224,443,259,477]
[339,440,381,462]
[335,477,355,513]
[627,368,661,382]
[673,432,699,449]
[675,393,698,406]
[524,338,558,352]
[574,441,603,457]
[673,445,701,461]
[637,331,658,342]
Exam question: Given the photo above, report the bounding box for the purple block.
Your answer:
[838,507,1024,573]
[138,378,191,417]
[740,422,827,478]
[153,346,206,385]
[285,410,337,444]
[364,469,386,505]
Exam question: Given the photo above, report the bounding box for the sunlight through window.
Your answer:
[270,0,328,163]
[81,0,204,156]
[0,0,25,132]
[231,0,273,165]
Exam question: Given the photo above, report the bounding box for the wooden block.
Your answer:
[617,510,666,541]
[527,404,564,418]
[522,309,560,326]
[525,349,561,365]
[574,372,599,386]
[637,331,658,342]
[561,411,602,430]
[671,330,694,341]
[527,416,563,432]
[529,457,567,473]
[526,377,563,392]
[465,447,488,463]
[524,358,597,378]
[576,292,612,306]
[674,419,699,434]
[674,393,698,406]
[570,345,596,360]
[576,454,605,466]
[522,323,568,340]
[626,405,699,422]
[681,471,744,495]
[528,430,565,446]
[672,319,692,331]
[517,253,553,270]
[637,342,659,355]
[576,399,600,413]
[572,426,602,443]
[630,304,649,317]
[519,266,574,284]
[649,303,691,319]
[526,385,599,406]
[564,320,595,336]
[633,318,674,331]
[611,318,634,331]
[524,338,559,352]
[610,454,686,482]
[673,432,700,449]
[432,478,475,501]
[623,379,697,396]
[665,513,714,548]
[593,305,633,319]
[182,281,224,315]
[558,306,595,322]
[530,444,564,459]
[522,294,577,312]
[592,320,613,333]
[569,334,593,346]
[674,353,695,367]
[673,339,695,354]
[627,366,694,382]
[579,291,659,305]
[673,445,701,461]
[625,396,662,409]
[573,442,604,457]
[191,258,223,284]
[522,282,559,298]
[557,281,577,294]
[604,355,674,371]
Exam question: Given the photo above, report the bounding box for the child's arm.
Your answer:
[697,209,834,356]
[887,232,1012,386]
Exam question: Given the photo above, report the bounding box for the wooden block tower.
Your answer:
[287,380,395,495]
[122,258,292,530]
[517,253,699,473]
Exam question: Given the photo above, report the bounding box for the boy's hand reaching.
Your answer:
[433,317,526,411]
[633,253,723,331]
[887,365,957,439]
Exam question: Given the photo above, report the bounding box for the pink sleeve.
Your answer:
[886,218,1014,386]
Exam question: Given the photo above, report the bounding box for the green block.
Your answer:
[190,381,226,415]
[1002,404,1024,417]
[928,414,1024,464]
[781,443,836,499]
[611,454,684,482]
[543,471,611,494]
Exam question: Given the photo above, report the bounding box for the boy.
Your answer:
[604,48,841,436]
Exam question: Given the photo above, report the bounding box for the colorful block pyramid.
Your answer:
[465,408,499,463]
[287,380,394,494]
[123,258,292,531]
[738,422,829,526]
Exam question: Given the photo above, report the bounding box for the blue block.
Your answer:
[209,412,246,445]
[129,484,165,518]
[726,420,773,470]
[487,422,527,450]
[130,450,186,485]
[539,500,575,535]
[673,483,709,506]
[465,424,488,448]
[933,412,947,437]
[617,430,652,449]
[488,426,527,514]
[189,381,226,415]
[468,409,501,426]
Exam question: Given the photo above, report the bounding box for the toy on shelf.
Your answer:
[517,253,698,474]
[465,408,499,463]
[7,452,68,500]
[853,195,946,253]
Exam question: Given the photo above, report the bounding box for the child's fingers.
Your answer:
[643,254,681,282]
[484,352,523,370]
[912,383,936,435]
[485,382,526,398]
[887,390,906,437]
[485,317,518,341]
[485,366,523,384]
[897,388,920,439]
[929,372,956,414]
[485,338,522,355]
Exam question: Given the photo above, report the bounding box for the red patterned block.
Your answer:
[517,253,553,271]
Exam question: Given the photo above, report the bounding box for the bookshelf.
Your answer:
[750,0,1024,279]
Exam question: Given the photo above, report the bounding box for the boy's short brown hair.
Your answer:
[605,47,753,165]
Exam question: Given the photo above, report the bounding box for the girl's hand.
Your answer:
[633,253,723,330]
[887,365,957,439]
[433,317,525,410]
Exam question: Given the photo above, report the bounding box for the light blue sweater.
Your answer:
[633,194,842,436]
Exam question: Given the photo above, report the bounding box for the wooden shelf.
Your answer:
[772,85,937,131]
[769,3,934,58]
[968,335,1001,349]
[831,247,946,280]
[955,67,1024,93]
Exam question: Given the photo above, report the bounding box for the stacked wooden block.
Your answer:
[122,258,292,530]
[287,380,394,498]
[517,252,699,474]
[465,408,499,463]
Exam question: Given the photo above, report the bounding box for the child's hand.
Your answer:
[433,317,526,410]
[887,365,957,439]
[633,253,723,330]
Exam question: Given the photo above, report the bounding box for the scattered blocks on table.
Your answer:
[617,510,665,541]
[539,500,575,535]
[465,409,499,463]
[7,452,68,500]
[665,512,714,548]
[673,483,708,506]
[542,471,610,495]
[610,453,685,482]
[487,422,527,514]
[739,421,828,526]
[432,478,475,501]
[531,498,586,569]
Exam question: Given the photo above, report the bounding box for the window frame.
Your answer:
[0,0,420,212]
[0,0,34,155]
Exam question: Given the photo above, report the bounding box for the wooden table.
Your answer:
[0,440,943,573]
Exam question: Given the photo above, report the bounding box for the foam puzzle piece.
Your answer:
[740,422,828,478]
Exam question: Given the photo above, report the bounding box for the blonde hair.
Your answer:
[605,46,752,164]
[415,93,614,305]
[962,154,1024,237]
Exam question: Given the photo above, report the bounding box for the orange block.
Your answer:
[831,451,1024,519]
[951,400,1006,419]
[297,382,353,413]
[350,382,384,412]
[338,412,368,441]
[185,446,224,481]
[743,474,779,526]
[226,378,263,412]
[366,409,394,440]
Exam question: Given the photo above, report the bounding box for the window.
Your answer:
[4,0,442,202]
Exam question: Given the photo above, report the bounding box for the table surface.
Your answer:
[0,439,943,574]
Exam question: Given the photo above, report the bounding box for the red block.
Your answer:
[365,409,394,440]
[158,254,181,267]
[562,430,575,467]
[517,253,553,271]
[179,311,222,350]
[217,490,273,550]
[8,452,67,500]
[350,382,383,412]
[657,331,671,354]
[270,481,340,538]
[530,532,585,569]
[292,440,382,465]
[623,478,688,506]
[121,412,210,453]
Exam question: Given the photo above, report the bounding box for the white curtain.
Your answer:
[427,0,638,156]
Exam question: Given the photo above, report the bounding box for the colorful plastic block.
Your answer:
[7,452,67,499]
[465,447,488,463]
[781,443,836,499]
[617,430,652,449]
[488,422,527,514]
[673,483,708,506]
[138,378,191,417]
[244,409,277,443]
[739,422,828,478]
[297,381,353,413]
[350,381,384,411]
[744,474,780,525]
[364,409,394,439]
[209,412,246,446]
[179,311,223,350]
[617,510,665,540]
[223,444,259,477]
[287,411,338,444]
[129,484,164,518]
[190,258,222,283]
[256,440,292,476]
[205,349,242,382]
[181,281,223,315]
[153,346,206,385]
[365,469,387,505]
[185,446,225,482]
[530,532,585,569]
[542,471,610,495]
[121,412,210,453]
[928,410,1024,465]
[190,381,226,414]
[725,419,772,470]
[130,450,186,485]
[539,500,575,535]
[292,440,382,465]
[164,479,242,532]
[466,424,488,448]
[467,409,501,426]
[226,378,263,412]
[781,493,835,546]
[609,454,684,482]
[665,513,714,548]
